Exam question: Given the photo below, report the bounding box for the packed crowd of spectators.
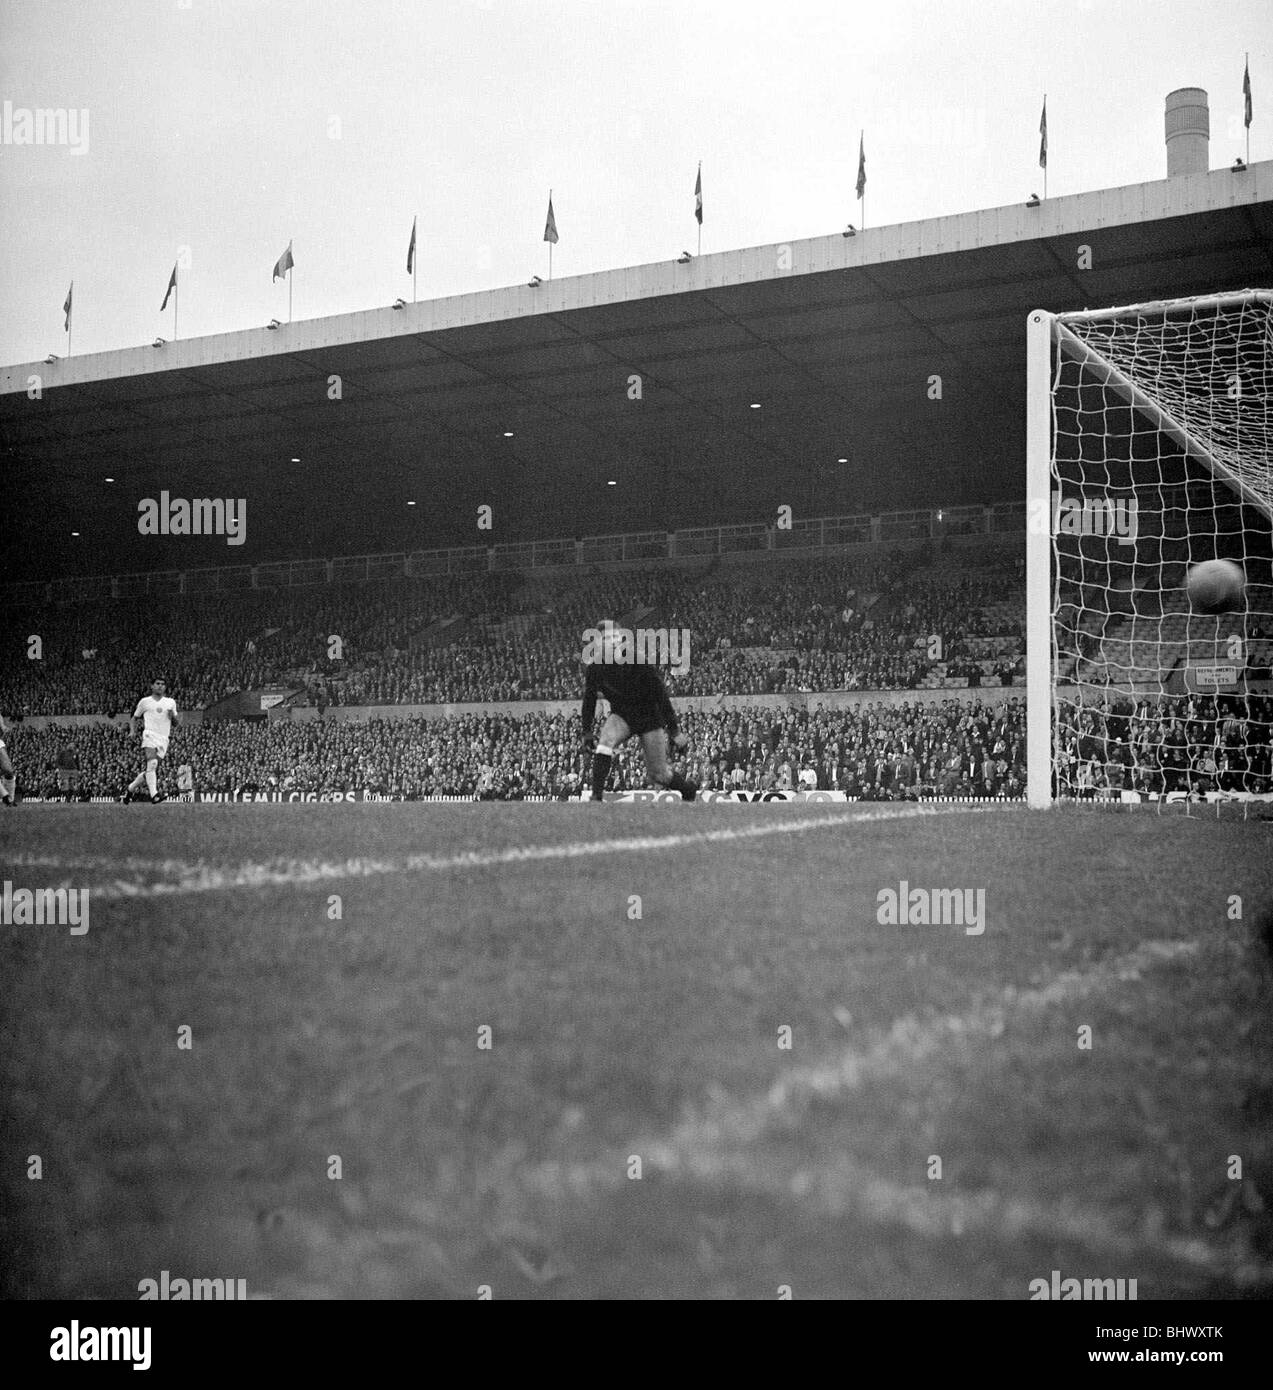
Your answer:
[1055,694,1273,796]
[0,574,503,717]
[679,698,1026,799]
[2,545,1024,715]
[1,540,1042,800]
[18,691,1265,802]
[15,689,1269,803]
[9,697,1028,801]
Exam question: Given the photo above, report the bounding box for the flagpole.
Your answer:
[289,266,293,323]
[1246,55,1251,166]
[549,189,553,280]
[414,214,418,304]
[174,270,179,341]
[697,162,702,255]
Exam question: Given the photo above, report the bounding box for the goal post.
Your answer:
[1025,310,1052,808]
[1025,290,1273,808]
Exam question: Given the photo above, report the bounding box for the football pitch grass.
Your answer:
[2,800,1272,1300]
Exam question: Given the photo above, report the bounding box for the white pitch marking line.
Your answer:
[514,938,1243,1274]
[13,802,1003,901]
[5,853,213,874]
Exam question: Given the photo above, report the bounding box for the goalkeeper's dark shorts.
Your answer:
[610,704,667,738]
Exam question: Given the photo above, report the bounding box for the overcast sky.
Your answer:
[0,0,1266,366]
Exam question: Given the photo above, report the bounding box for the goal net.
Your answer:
[1026,290,1273,807]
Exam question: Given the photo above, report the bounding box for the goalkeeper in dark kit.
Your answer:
[580,623,698,803]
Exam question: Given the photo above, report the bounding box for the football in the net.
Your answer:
[1185,559,1246,613]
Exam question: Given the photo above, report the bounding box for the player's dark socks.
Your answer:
[590,751,613,799]
[666,773,698,801]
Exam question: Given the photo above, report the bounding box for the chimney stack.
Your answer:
[1165,88,1209,176]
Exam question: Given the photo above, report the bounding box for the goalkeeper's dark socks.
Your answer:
[591,747,614,799]
[666,773,698,801]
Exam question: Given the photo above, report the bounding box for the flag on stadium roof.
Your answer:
[695,164,702,225]
[1244,57,1253,128]
[1039,98,1048,168]
[856,133,866,200]
[63,281,73,331]
[272,241,294,281]
[543,194,558,244]
[407,216,417,275]
[161,263,177,312]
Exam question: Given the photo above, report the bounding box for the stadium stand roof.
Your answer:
[3,161,1271,578]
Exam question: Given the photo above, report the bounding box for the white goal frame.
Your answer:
[1025,290,1273,808]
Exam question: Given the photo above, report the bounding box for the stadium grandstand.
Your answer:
[3,501,1269,801]
[1,103,1270,809]
[4,509,1038,798]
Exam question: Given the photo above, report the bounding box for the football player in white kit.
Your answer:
[124,679,179,803]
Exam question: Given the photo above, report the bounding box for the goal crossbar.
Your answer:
[1055,287,1272,325]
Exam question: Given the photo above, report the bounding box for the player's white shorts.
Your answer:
[141,733,169,758]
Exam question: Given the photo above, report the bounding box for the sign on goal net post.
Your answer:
[1025,291,1273,809]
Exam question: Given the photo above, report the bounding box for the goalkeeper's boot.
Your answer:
[664,773,698,801]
